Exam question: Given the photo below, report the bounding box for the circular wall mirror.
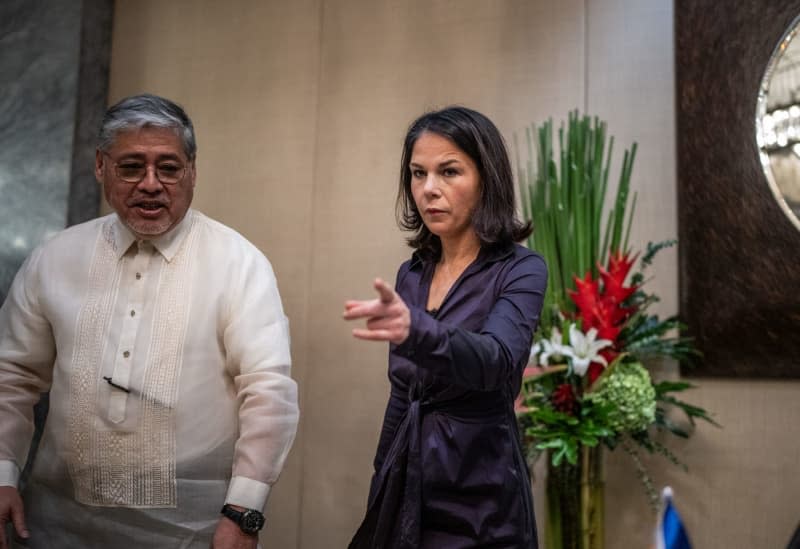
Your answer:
[757,14,800,231]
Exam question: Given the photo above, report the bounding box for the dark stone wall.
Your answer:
[0,0,112,303]
[0,0,113,481]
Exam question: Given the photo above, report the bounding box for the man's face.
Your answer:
[95,127,195,239]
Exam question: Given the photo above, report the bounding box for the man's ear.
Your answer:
[94,150,105,183]
[188,159,197,188]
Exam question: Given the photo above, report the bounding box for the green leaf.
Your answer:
[654,409,690,438]
[641,239,677,268]
[658,394,721,427]
[653,380,695,395]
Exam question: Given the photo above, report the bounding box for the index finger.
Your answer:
[373,278,395,304]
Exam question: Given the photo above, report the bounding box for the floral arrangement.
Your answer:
[517,246,714,500]
[514,112,716,548]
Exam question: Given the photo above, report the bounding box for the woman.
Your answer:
[344,106,547,548]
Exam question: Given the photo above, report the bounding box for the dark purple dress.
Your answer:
[350,243,547,548]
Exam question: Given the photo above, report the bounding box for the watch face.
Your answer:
[241,510,265,534]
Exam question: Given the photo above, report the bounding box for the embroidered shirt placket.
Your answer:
[108,240,153,424]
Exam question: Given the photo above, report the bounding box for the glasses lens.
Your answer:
[116,163,146,182]
[156,163,184,184]
[113,161,185,184]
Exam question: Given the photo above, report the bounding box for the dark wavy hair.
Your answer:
[397,106,532,259]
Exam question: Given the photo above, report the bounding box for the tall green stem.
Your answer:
[516,112,638,335]
[546,446,604,549]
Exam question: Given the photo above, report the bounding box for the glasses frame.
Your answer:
[101,151,189,185]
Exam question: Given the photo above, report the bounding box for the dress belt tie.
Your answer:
[349,386,507,549]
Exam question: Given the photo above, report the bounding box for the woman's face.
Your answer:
[409,131,481,244]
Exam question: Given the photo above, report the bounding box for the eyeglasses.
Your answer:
[102,152,188,185]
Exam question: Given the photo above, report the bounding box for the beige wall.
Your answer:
[108,1,800,548]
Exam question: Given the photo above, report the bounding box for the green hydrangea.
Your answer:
[585,361,656,433]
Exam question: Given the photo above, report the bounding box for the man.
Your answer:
[0,94,299,548]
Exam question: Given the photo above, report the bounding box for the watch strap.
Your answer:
[220,504,265,535]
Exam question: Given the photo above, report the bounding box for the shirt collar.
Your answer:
[111,209,194,262]
[408,241,515,271]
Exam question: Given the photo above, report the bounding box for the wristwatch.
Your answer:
[220,504,265,535]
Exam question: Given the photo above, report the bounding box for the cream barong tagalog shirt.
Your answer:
[0,209,298,547]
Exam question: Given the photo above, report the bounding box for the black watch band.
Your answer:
[220,504,265,535]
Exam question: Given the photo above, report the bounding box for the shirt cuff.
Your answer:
[225,475,271,511]
[396,306,434,358]
[0,460,20,488]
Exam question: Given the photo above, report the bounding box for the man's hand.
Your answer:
[211,515,258,549]
[343,278,411,345]
[0,486,28,549]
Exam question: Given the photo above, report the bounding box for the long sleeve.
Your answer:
[0,212,301,545]
[0,247,56,487]
[396,252,547,391]
[222,246,299,511]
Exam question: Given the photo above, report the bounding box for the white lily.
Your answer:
[565,323,613,376]
[530,327,569,365]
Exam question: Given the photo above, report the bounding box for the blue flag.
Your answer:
[655,487,692,549]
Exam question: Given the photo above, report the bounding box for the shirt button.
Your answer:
[130,310,135,317]
[123,351,130,358]
[135,273,142,280]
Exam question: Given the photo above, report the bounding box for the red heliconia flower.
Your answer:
[599,348,619,365]
[552,383,578,415]
[568,250,640,355]
[592,300,623,342]
[599,250,639,313]
[604,250,637,286]
[586,348,620,386]
[569,272,600,330]
[586,362,605,385]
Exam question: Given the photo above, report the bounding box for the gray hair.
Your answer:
[97,94,197,159]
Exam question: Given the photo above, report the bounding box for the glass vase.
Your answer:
[545,445,604,549]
